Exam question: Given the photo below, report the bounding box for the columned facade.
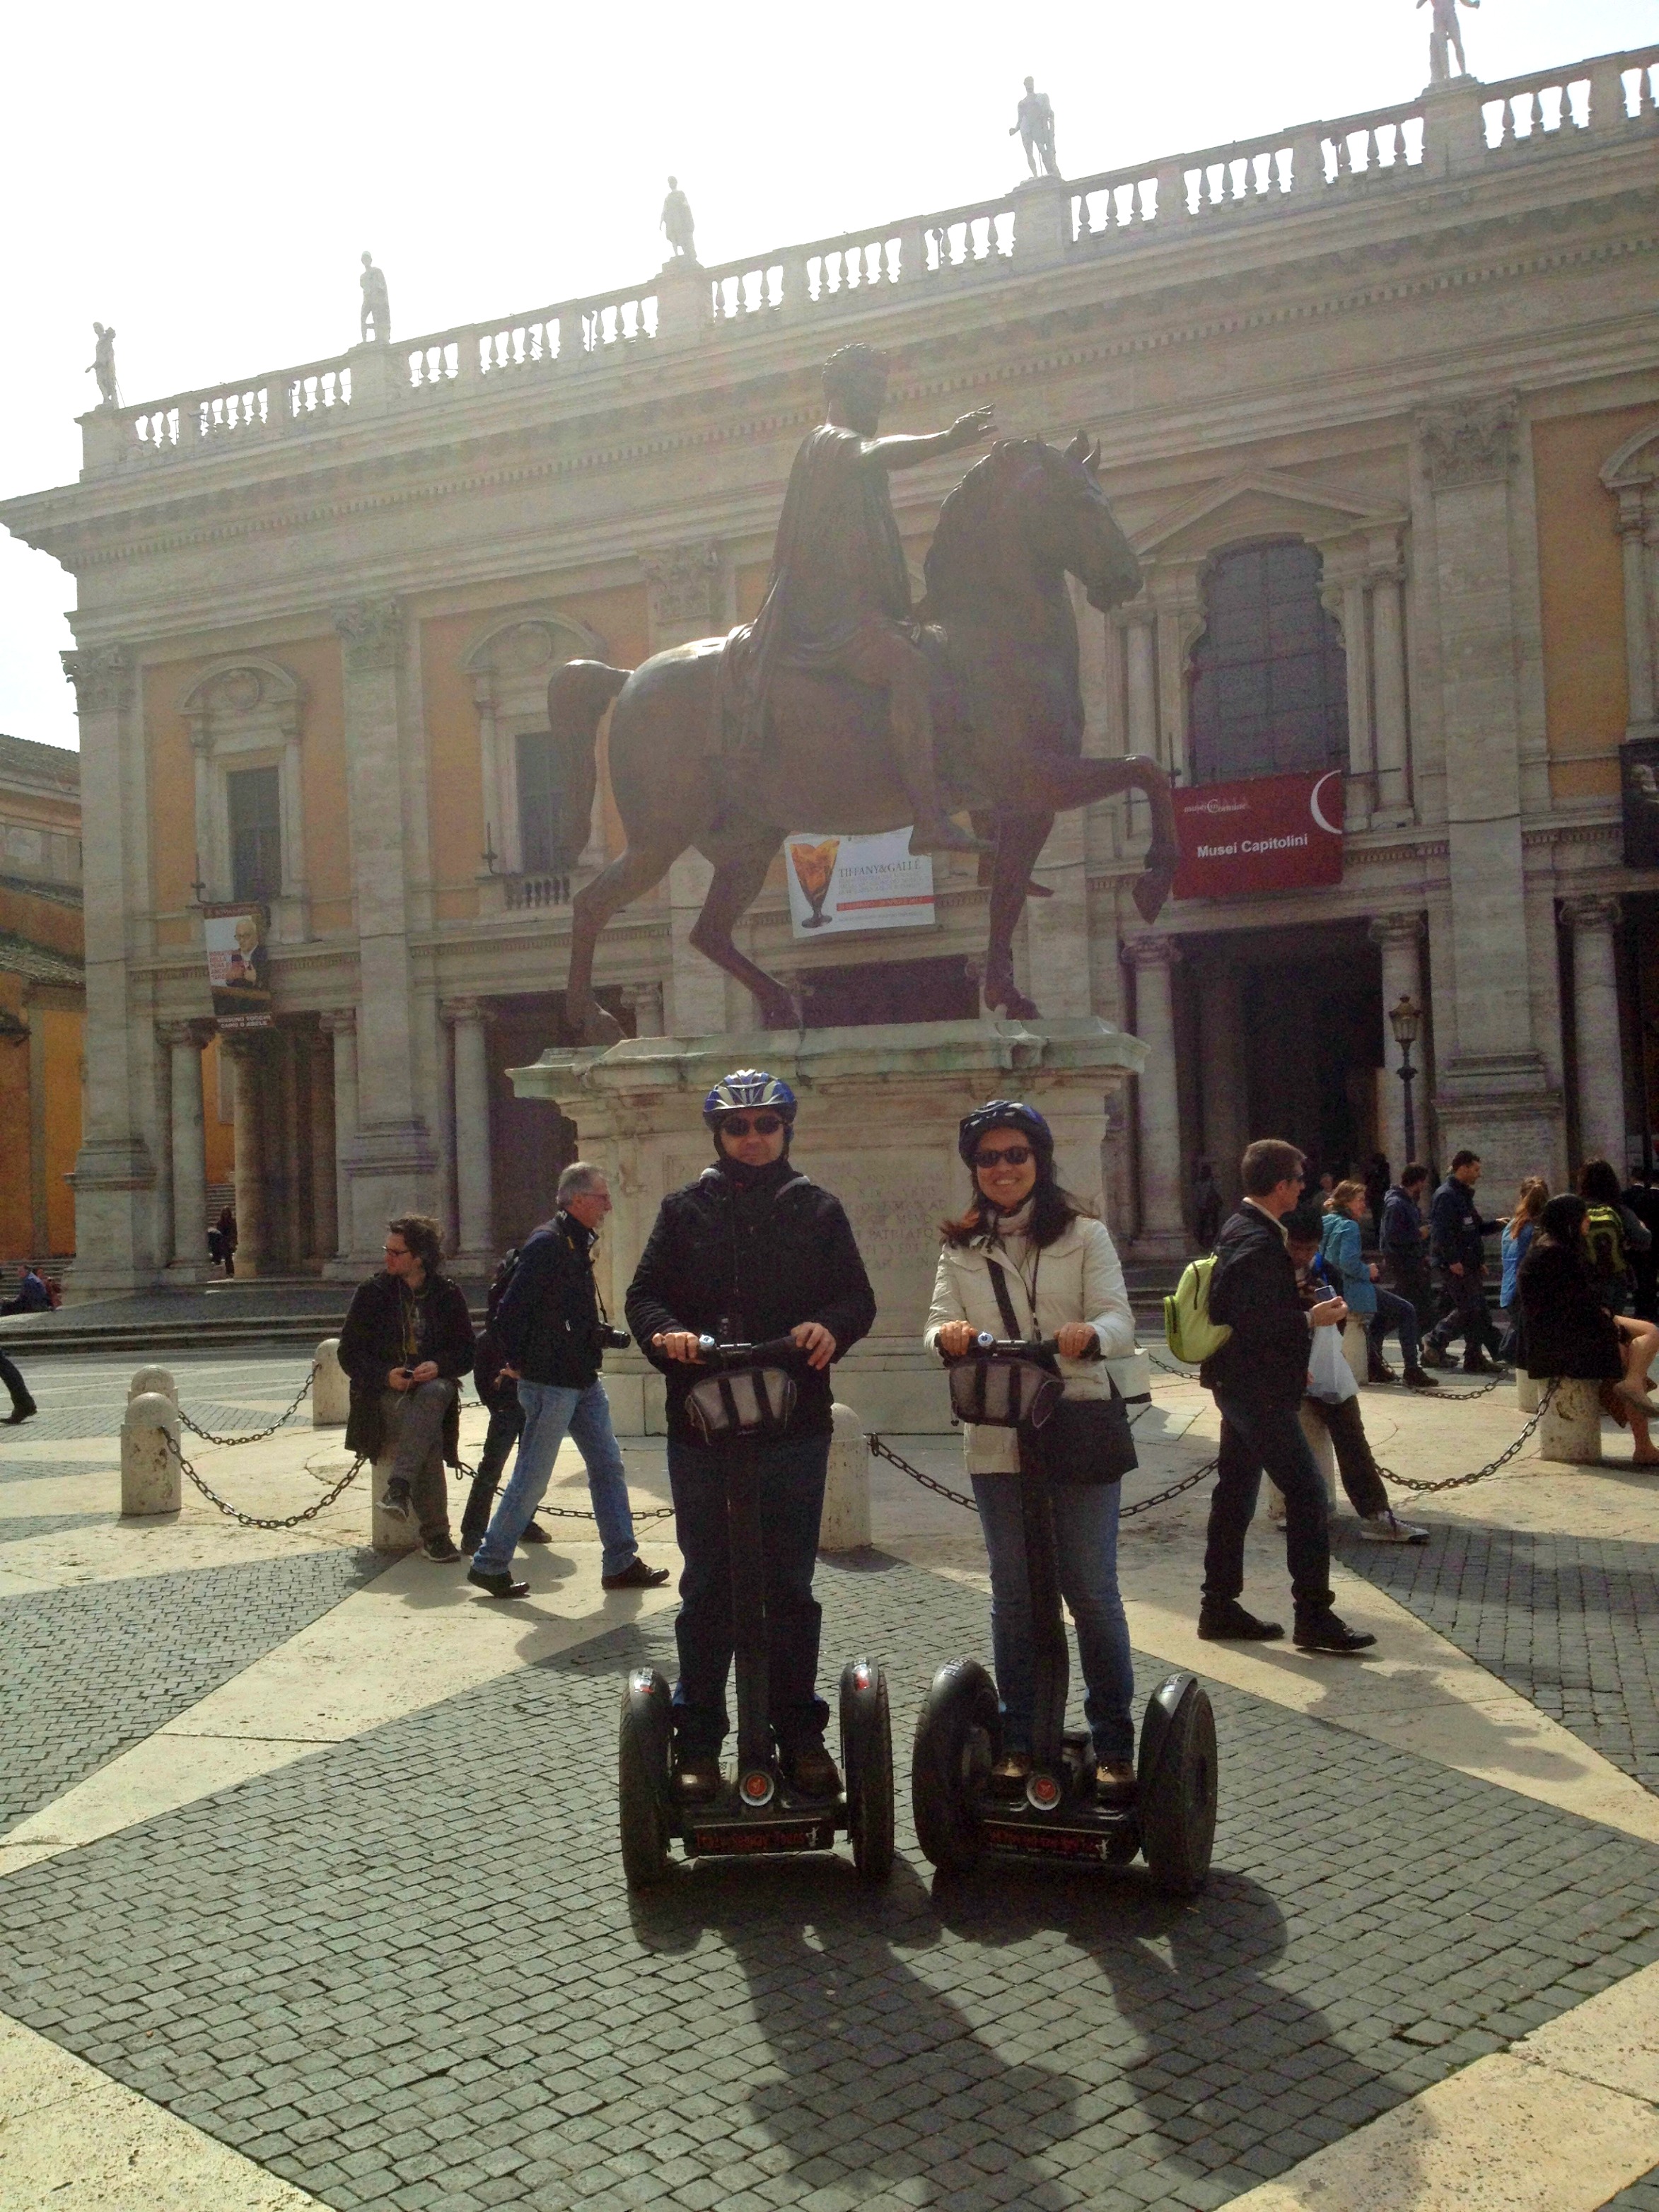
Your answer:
[159,1020,212,1279]
[1562,896,1627,1169]
[1123,936,1184,1256]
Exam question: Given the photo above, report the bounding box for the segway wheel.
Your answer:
[1136,1671,1218,1898]
[839,1658,895,1885]
[618,1667,673,1889]
[910,1658,999,1875]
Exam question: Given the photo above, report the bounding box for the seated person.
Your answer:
[1284,1209,1426,1544]
[1320,1180,1434,1387]
[1519,1194,1659,1465]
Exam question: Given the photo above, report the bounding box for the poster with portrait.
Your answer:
[204,904,272,1030]
[784,828,935,938]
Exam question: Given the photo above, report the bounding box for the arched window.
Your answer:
[1188,539,1348,786]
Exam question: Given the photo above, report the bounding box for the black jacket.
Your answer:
[1430,1176,1501,1271]
[626,1157,877,1442]
[1380,1184,1426,1263]
[1518,1238,1622,1380]
[1199,1202,1311,1412]
[337,1271,475,1462]
[493,1213,606,1390]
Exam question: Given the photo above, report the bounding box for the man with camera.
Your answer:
[468,1163,668,1600]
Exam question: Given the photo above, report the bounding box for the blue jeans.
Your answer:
[970,1474,1136,1766]
[667,1430,830,1757]
[1368,1286,1421,1368]
[471,1379,638,1579]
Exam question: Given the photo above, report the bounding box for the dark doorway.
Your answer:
[798,954,977,1028]
[484,989,632,1248]
[1240,945,1382,1182]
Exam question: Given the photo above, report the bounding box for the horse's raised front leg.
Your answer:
[998,752,1178,924]
[566,841,680,1046]
[689,827,798,1031]
[981,811,1053,1020]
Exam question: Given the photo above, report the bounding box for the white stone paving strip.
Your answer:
[0,2008,324,2209]
[1222,1962,1659,2211]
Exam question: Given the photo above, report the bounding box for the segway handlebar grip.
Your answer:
[694,1335,808,1370]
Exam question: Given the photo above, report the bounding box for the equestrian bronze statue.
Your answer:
[549,344,1178,1045]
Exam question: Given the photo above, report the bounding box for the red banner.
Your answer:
[1172,769,1344,900]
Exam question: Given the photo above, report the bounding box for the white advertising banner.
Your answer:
[784,828,935,939]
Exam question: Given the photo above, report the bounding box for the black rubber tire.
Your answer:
[840,1659,895,1885]
[910,1658,999,1875]
[1138,1675,1218,1898]
[619,1667,673,1890]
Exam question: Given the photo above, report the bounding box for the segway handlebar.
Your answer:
[694,1334,810,1370]
[955,1331,1104,1362]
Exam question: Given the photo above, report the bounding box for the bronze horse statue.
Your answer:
[549,434,1178,1046]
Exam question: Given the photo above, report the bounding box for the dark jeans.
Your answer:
[667,1428,830,1757]
[1368,1287,1421,1370]
[460,1390,525,1549]
[1206,1394,1334,1616]
[1388,1252,1434,1332]
[1426,1267,1501,1366]
[0,1352,34,1416]
[1305,1395,1389,1519]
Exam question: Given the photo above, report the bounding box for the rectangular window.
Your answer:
[517,731,562,875]
[227,766,281,901]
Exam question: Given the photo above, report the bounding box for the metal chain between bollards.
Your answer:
[1146,1346,1513,1402]
[866,1431,1216,1520]
[165,1429,367,1530]
[1377,1380,1557,1494]
[452,1460,677,1522]
[177,1363,320,1448]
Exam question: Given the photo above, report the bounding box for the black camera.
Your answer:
[593,1324,631,1353]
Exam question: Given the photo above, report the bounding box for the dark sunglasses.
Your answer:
[973,1143,1034,1168]
[721,1113,785,1137]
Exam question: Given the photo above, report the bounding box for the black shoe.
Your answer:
[1198,1600,1284,1642]
[2,1402,37,1426]
[379,1477,413,1521]
[1462,1354,1497,1376]
[467,1566,530,1600]
[1095,1760,1139,1807]
[423,1534,462,1563]
[520,1519,552,1545]
[1293,1609,1377,1654]
[458,1526,487,1554]
[673,1756,721,1803]
[602,1556,671,1590]
[782,1738,842,1798]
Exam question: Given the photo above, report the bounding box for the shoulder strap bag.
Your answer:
[995,1242,1139,1488]
[944,1252,1064,1431]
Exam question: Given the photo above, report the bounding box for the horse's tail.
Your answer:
[547,660,631,868]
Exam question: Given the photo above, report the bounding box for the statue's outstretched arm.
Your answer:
[866,406,996,473]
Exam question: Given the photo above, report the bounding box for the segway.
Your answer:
[911,1332,1218,1895]
[618,1337,895,1889]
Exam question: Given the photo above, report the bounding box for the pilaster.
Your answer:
[1561,895,1627,1170]
[1122,934,1186,1257]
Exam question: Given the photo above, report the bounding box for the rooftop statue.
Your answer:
[660,176,697,264]
[359,252,390,344]
[1011,78,1059,180]
[1419,0,1479,83]
[549,347,1177,1044]
[87,323,119,409]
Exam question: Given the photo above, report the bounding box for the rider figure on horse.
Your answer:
[734,343,995,857]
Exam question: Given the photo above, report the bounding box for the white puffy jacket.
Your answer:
[923,1215,1138,1474]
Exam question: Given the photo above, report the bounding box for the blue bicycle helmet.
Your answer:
[702,1069,798,1129]
[957,1098,1053,1168]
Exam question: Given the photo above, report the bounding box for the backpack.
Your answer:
[1583,1205,1629,1285]
[1164,1253,1233,1365]
[485,1245,522,1328]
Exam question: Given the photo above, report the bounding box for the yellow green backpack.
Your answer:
[1163,1253,1233,1364]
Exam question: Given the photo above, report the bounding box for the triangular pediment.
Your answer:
[1135,471,1404,560]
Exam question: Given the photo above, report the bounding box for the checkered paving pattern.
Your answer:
[0,1549,380,1835]
[1605,2167,1659,2210]
[1335,1523,1659,1794]
[0,1556,1654,2212]
[0,1511,108,1547]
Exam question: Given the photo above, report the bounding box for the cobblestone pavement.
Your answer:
[1607,2167,1659,2210]
[0,1549,379,1833]
[1336,1520,1659,1795]
[0,1556,1654,2212]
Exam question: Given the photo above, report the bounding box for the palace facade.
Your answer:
[5,44,1659,1291]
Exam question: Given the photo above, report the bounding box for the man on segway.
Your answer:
[626,1071,877,1805]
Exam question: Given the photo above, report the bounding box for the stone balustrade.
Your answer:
[89,40,1658,479]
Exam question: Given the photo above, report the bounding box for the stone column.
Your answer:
[1339,576,1375,830]
[308,1031,337,1267]
[1368,913,1426,1170]
[1124,607,1157,756]
[1370,561,1411,825]
[320,1011,358,1276]
[443,999,495,1271]
[1617,491,1656,734]
[1123,935,1186,1257]
[61,644,161,1290]
[223,1035,267,1276]
[159,1021,213,1279]
[332,602,438,1247]
[1196,966,1245,1206]
[1562,896,1626,1169]
[622,982,665,1037]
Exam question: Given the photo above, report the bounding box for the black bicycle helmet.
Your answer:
[957,1099,1054,1168]
[702,1069,798,1131]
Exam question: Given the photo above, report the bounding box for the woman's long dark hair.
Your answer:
[1578,1158,1624,1208]
[941,1145,1095,1252]
[1532,1194,1588,1254]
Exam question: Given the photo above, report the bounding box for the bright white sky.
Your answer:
[4,0,1655,751]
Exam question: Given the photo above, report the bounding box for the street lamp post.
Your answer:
[1389,994,1421,1165]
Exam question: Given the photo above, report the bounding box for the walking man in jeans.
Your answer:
[1197,1139,1377,1654]
[1421,1150,1508,1373]
[467,1163,668,1601]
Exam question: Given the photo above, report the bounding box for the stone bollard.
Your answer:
[1537,1378,1602,1465]
[128,1365,177,1405]
[820,1401,873,1553]
[122,1392,181,1516]
[1341,1317,1370,1389]
[1517,1371,1541,1414]
[313,1338,349,1428]
[1270,1401,1339,1525]
[370,1452,421,1555]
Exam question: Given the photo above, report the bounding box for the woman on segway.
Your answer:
[924,1101,1140,1806]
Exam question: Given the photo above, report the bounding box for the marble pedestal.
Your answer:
[509,1019,1149,1436]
